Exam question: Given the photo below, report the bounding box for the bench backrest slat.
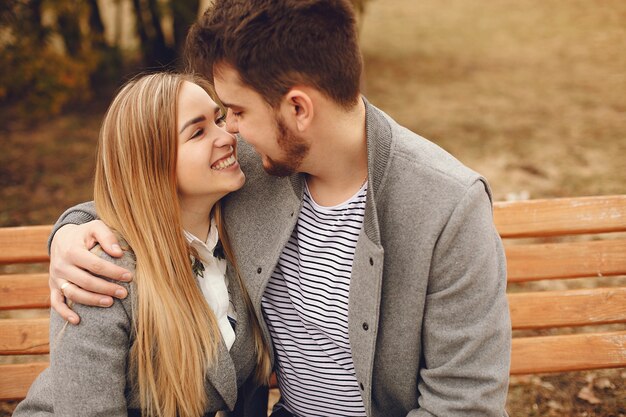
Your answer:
[0,273,50,310]
[0,226,52,264]
[505,239,626,282]
[0,318,50,355]
[494,195,626,238]
[0,363,49,401]
[511,331,626,374]
[509,288,626,329]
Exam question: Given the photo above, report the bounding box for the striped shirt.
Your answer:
[262,181,368,417]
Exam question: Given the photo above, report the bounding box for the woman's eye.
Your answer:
[190,128,204,139]
[216,114,226,126]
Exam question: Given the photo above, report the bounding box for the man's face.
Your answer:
[213,64,310,176]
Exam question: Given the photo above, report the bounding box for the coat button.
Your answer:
[257,267,262,274]
[369,257,374,266]
[359,382,364,390]
[362,322,369,331]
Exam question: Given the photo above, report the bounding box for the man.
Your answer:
[48,0,511,415]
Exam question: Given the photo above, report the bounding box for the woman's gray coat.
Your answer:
[13,244,262,417]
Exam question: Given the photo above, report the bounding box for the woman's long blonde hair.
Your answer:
[93,72,270,417]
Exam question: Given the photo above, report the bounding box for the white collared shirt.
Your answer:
[184,218,236,350]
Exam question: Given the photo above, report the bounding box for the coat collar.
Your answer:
[288,97,392,245]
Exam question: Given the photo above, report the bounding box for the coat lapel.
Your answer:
[202,264,253,410]
[204,338,238,410]
[347,99,392,415]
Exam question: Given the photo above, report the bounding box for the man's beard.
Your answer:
[263,116,310,177]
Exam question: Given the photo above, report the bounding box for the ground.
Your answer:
[1,0,625,415]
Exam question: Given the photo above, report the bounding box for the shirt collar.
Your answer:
[183,217,219,263]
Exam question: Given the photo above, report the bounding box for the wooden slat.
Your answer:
[511,331,626,375]
[0,225,52,264]
[508,288,626,330]
[3,333,624,398]
[505,239,626,282]
[0,318,50,355]
[0,273,50,310]
[494,195,626,238]
[0,362,48,400]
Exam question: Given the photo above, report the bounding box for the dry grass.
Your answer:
[361,0,626,200]
[1,0,625,416]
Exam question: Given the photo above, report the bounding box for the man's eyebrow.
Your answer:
[219,100,242,109]
[179,115,206,134]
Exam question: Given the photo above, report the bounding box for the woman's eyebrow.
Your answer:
[179,115,206,134]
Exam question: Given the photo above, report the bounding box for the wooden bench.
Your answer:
[1,195,626,403]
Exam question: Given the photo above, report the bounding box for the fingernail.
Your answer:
[121,273,132,281]
[69,316,79,325]
[111,244,121,253]
[115,289,127,298]
[100,297,113,306]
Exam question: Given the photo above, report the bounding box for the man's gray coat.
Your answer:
[223,99,511,416]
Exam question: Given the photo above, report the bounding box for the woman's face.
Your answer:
[176,81,245,209]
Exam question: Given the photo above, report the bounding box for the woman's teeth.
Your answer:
[212,154,237,170]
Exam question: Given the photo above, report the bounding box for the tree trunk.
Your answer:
[87,0,106,48]
[28,0,45,43]
[56,3,82,57]
[131,0,150,62]
[145,0,174,65]
[172,0,199,54]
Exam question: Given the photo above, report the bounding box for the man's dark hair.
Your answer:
[185,0,362,109]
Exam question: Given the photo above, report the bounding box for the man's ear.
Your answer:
[282,88,314,132]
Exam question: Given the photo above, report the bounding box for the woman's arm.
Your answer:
[48,202,131,324]
[13,270,134,417]
[50,290,131,417]
[49,288,134,417]
[48,246,136,416]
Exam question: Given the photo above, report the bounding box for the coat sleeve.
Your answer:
[48,282,133,417]
[411,180,511,417]
[47,201,97,252]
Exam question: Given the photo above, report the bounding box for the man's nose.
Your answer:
[225,109,238,134]
[213,125,236,149]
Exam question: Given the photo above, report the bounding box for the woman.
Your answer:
[14,73,271,417]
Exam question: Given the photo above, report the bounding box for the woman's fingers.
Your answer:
[50,287,80,324]
[48,221,132,323]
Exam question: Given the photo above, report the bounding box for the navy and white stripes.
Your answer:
[262,182,368,417]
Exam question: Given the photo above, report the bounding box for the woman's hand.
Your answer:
[49,221,132,324]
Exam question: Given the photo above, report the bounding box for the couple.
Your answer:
[15,0,511,416]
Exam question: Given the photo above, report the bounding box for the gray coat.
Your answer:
[14,242,262,417]
[222,99,511,417]
[45,99,510,416]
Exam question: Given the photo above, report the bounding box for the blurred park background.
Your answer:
[1,0,625,415]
